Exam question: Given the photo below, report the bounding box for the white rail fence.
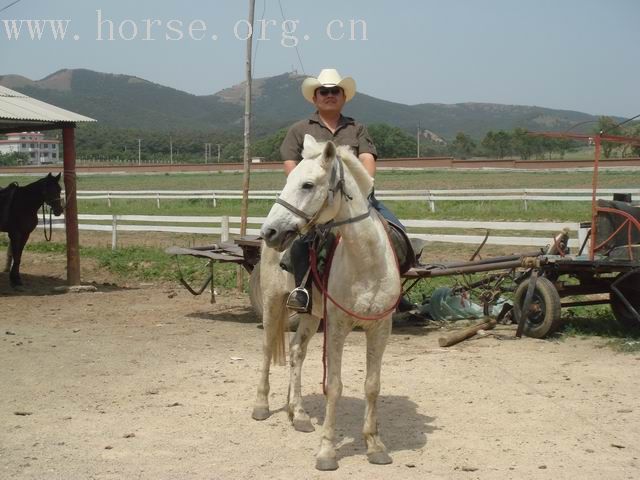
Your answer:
[73,188,640,212]
[40,214,581,251]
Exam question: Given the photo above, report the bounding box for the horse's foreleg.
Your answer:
[316,318,349,471]
[363,318,393,465]
[288,313,320,432]
[4,240,12,273]
[252,295,287,421]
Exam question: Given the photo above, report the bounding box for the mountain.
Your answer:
[0,69,613,139]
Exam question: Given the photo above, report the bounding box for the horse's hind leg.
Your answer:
[363,318,393,465]
[8,232,26,287]
[252,293,288,421]
[287,313,321,432]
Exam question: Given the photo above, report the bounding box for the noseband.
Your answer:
[275,156,371,235]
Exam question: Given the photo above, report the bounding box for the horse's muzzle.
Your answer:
[261,225,297,252]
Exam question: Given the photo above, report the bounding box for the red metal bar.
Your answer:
[62,126,81,285]
[589,135,601,260]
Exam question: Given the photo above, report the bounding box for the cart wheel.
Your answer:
[248,262,263,319]
[513,276,561,338]
[610,271,640,331]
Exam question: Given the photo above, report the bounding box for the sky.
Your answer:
[1,0,639,117]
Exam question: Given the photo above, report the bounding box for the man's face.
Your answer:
[313,86,346,114]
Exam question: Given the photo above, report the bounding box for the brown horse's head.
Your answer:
[44,172,64,216]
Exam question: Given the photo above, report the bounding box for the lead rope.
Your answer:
[42,204,53,241]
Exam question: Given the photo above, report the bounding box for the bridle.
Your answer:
[274,155,371,235]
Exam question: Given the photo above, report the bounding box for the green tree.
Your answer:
[597,116,621,159]
[0,151,28,166]
[252,129,288,161]
[450,132,476,159]
[481,130,512,159]
[367,124,417,158]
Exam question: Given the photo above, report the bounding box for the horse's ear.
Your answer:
[303,134,318,152]
[47,172,53,178]
[321,141,336,168]
[55,173,61,180]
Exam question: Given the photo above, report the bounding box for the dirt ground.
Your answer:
[1,252,639,480]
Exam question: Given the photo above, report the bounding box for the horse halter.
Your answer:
[275,155,371,235]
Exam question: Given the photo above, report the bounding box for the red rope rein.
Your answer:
[310,230,402,395]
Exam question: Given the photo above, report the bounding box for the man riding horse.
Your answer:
[280,68,408,312]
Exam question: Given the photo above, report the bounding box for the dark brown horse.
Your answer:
[0,173,64,287]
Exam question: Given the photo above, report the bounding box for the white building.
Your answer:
[0,131,61,164]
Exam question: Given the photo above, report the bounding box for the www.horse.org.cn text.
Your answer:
[0,11,368,47]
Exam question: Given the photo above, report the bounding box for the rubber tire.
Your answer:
[610,271,640,331]
[513,276,561,338]
[248,261,263,319]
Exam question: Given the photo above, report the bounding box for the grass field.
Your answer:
[2,169,637,222]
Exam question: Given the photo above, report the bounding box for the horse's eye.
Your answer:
[301,182,314,190]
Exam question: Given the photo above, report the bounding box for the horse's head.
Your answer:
[43,172,64,216]
[261,135,343,251]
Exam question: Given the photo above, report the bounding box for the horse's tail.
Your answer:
[259,246,288,367]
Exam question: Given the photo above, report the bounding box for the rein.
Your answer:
[41,204,53,241]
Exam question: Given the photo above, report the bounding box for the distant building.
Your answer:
[0,132,61,164]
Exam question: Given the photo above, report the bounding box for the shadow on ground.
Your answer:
[299,393,436,461]
[0,272,134,297]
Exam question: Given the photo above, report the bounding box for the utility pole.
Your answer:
[417,123,420,158]
[217,143,221,163]
[238,0,255,290]
[138,139,141,165]
[169,136,173,164]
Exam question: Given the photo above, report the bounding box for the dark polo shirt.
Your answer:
[280,112,378,162]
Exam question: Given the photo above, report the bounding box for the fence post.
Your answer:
[111,215,118,251]
[107,192,111,208]
[156,193,160,209]
[523,190,528,211]
[212,192,217,208]
[221,215,230,242]
[427,190,436,213]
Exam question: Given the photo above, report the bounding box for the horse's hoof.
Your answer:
[367,451,393,465]
[293,418,315,433]
[251,407,270,421]
[316,456,339,471]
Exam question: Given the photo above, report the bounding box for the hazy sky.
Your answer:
[1,0,638,117]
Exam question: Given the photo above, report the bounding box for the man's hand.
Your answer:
[359,153,376,178]
[284,160,297,176]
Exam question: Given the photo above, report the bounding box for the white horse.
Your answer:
[252,134,402,470]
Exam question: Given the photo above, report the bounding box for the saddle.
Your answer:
[0,182,18,231]
[373,210,424,274]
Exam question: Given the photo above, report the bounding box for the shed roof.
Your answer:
[0,85,95,133]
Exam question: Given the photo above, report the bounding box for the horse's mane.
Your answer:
[336,145,374,199]
[301,139,374,199]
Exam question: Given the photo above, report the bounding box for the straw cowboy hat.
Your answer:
[301,69,357,103]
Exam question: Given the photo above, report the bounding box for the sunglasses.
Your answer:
[317,87,342,96]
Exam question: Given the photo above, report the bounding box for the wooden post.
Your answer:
[62,126,81,285]
[237,0,255,292]
[221,215,230,243]
[111,215,118,251]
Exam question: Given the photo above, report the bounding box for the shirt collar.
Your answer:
[309,112,355,128]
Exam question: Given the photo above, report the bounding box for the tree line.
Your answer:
[2,116,637,165]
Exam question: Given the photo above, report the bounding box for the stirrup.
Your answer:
[286,287,310,313]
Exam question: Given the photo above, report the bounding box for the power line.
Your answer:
[277,0,305,74]
[252,0,267,73]
[0,0,23,15]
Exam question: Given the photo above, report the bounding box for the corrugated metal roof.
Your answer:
[0,85,95,123]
